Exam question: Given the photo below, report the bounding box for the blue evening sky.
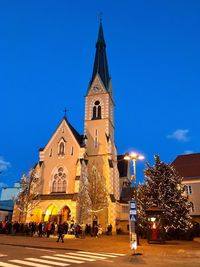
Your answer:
[1,0,200,187]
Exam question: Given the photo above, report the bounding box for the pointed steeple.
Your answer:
[90,20,110,90]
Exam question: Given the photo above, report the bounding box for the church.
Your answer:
[12,21,131,231]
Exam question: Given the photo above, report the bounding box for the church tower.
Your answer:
[13,20,123,231]
[84,21,120,227]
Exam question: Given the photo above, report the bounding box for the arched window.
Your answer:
[52,181,57,192]
[62,180,66,192]
[93,106,97,119]
[59,142,65,155]
[98,105,101,118]
[94,129,98,148]
[92,101,101,119]
[51,167,67,193]
[58,179,62,192]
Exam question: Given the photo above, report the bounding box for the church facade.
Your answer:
[12,22,130,231]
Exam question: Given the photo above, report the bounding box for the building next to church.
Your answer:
[172,153,200,223]
[0,182,20,221]
[12,21,131,231]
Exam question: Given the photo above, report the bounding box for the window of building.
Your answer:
[190,202,195,212]
[51,167,67,193]
[62,180,66,192]
[71,146,74,156]
[52,180,56,192]
[49,148,53,157]
[57,179,62,192]
[59,142,65,156]
[188,185,192,194]
[94,129,98,148]
[92,100,101,119]
[185,185,192,195]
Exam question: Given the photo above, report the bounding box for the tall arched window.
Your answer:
[59,142,65,155]
[51,167,67,193]
[92,101,101,119]
[58,179,62,192]
[93,106,97,119]
[52,180,57,192]
[98,105,101,118]
[62,180,66,192]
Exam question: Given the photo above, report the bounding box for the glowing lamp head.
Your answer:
[138,155,145,160]
[124,153,131,161]
[130,152,137,158]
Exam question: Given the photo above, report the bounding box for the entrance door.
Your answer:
[61,206,71,223]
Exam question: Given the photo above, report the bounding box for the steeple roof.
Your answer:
[90,21,110,90]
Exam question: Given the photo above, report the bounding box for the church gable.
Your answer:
[39,117,83,161]
[87,74,107,96]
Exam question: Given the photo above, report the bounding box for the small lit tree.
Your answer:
[137,155,192,237]
[15,169,41,223]
[77,166,108,223]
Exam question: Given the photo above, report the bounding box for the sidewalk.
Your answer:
[0,234,200,258]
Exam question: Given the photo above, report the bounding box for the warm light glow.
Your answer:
[124,153,131,160]
[46,209,50,215]
[124,152,145,161]
[138,155,145,160]
[152,222,157,229]
[130,152,137,158]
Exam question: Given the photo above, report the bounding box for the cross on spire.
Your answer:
[63,107,69,118]
[90,18,110,91]
[99,12,103,23]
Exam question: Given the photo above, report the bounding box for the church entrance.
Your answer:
[60,206,71,223]
[44,204,58,222]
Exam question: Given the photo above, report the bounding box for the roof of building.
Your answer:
[89,21,110,91]
[172,153,200,179]
[117,155,129,177]
[0,200,14,211]
[120,187,134,203]
[39,116,84,152]
[63,117,84,146]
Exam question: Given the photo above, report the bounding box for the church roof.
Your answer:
[39,116,84,152]
[172,153,200,179]
[0,200,14,211]
[117,155,129,177]
[89,21,110,91]
[63,117,84,146]
[120,187,134,203]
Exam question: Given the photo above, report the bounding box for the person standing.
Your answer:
[38,222,43,237]
[81,223,86,239]
[46,222,51,238]
[56,223,64,243]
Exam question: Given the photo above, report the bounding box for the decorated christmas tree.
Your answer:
[77,166,108,223]
[137,155,192,237]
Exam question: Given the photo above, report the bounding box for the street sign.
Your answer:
[130,214,136,221]
[129,200,137,221]
[130,200,136,209]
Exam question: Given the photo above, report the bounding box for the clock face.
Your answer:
[93,86,100,92]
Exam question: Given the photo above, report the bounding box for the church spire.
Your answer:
[90,20,110,90]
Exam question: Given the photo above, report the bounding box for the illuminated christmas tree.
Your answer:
[77,166,108,223]
[137,155,192,237]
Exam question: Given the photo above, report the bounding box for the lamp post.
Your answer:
[124,152,144,252]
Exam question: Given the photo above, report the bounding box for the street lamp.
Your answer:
[124,152,144,253]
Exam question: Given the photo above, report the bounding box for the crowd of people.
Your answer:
[0,220,113,240]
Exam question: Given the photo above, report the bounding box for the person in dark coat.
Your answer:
[38,222,43,237]
[56,223,64,243]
